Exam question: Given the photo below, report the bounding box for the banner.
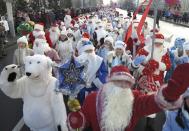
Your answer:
[137,0,153,43]
[124,0,147,44]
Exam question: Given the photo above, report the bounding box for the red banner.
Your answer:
[124,0,147,44]
[137,0,153,43]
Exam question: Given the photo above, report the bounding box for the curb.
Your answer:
[147,15,189,28]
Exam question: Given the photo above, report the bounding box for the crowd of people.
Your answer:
[0,6,189,131]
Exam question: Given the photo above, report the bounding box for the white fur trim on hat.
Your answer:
[34,24,44,31]
[81,44,95,52]
[104,36,114,45]
[154,39,164,44]
[114,40,126,50]
[17,36,28,45]
[109,72,135,84]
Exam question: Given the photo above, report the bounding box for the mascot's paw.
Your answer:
[1,64,19,82]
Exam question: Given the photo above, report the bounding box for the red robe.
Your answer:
[137,47,171,85]
[81,91,161,131]
[68,64,189,131]
[28,32,53,48]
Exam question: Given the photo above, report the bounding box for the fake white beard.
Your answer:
[33,43,50,55]
[100,82,134,131]
[33,30,45,38]
[153,46,164,62]
[49,30,60,45]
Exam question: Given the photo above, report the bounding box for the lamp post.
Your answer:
[4,0,15,37]
[151,0,159,59]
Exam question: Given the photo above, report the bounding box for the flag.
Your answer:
[137,0,153,43]
[124,0,147,44]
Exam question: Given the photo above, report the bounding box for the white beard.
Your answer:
[57,40,73,64]
[33,30,45,38]
[49,30,60,46]
[33,42,50,55]
[100,82,134,131]
[153,46,164,62]
[74,30,81,41]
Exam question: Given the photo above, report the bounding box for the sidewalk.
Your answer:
[147,15,189,28]
[5,35,17,48]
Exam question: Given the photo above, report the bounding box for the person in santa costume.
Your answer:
[107,40,146,74]
[136,33,171,93]
[76,39,108,104]
[163,88,189,131]
[28,23,52,48]
[165,37,186,83]
[45,23,60,49]
[64,14,72,29]
[13,36,34,76]
[97,36,114,61]
[68,64,189,131]
[55,30,73,64]
[67,28,77,50]
[87,19,96,39]
[32,38,60,63]
[59,21,66,31]
[126,20,144,57]
[93,23,108,46]
[73,24,82,44]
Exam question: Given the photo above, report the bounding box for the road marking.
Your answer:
[12,117,25,131]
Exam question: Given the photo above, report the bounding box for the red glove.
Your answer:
[163,63,189,102]
[148,59,159,71]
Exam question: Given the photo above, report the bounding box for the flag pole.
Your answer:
[151,0,159,59]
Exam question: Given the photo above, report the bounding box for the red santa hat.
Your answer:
[82,32,90,39]
[17,36,28,45]
[154,33,164,44]
[104,36,114,45]
[109,65,135,84]
[34,23,44,31]
[114,40,126,50]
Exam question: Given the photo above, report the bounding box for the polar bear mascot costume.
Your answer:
[0,55,68,131]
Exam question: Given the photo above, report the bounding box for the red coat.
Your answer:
[81,91,160,131]
[45,32,53,48]
[68,64,189,131]
[137,47,171,85]
[28,32,53,48]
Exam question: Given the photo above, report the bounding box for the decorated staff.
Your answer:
[55,56,86,130]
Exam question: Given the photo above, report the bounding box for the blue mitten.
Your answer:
[133,55,146,66]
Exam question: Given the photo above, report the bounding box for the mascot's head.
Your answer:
[24,55,53,81]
